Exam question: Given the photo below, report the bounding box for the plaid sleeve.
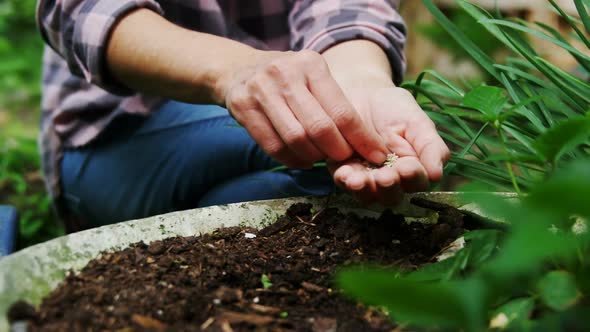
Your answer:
[37,0,164,95]
[289,0,407,84]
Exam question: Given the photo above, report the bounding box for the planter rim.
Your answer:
[0,192,516,329]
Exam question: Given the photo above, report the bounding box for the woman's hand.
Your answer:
[221,50,389,169]
[328,86,450,205]
[321,40,449,205]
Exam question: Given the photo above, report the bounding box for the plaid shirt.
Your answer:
[37,0,407,212]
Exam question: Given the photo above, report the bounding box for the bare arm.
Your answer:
[105,9,387,168]
[322,40,394,92]
[106,8,258,105]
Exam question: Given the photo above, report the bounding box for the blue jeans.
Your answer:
[61,101,336,228]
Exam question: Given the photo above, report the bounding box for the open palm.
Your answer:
[328,87,450,205]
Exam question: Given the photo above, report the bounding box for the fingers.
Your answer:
[405,121,450,182]
[303,53,388,164]
[370,87,449,183]
[383,132,417,158]
[394,156,429,193]
[234,106,312,169]
[284,83,353,161]
[248,76,325,165]
[420,141,450,182]
[328,158,405,206]
[229,49,390,168]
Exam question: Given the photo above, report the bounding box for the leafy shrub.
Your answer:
[405,0,590,192]
[0,0,61,247]
[0,129,64,248]
[0,0,42,110]
[339,0,590,330]
[418,7,505,60]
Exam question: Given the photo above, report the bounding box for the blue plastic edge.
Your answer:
[0,205,18,257]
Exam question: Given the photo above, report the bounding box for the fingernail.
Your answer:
[370,151,387,164]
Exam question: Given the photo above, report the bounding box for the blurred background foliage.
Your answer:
[0,0,42,110]
[0,0,62,248]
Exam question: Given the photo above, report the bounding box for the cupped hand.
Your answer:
[222,50,388,169]
[328,87,450,205]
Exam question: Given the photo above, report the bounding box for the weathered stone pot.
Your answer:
[0,192,514,330]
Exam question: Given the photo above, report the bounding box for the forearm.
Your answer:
[106,8,259,105]
[321,40,395,93]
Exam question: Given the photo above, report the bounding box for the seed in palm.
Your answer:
[363,153,399,170]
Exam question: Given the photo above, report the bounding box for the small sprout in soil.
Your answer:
[363,153,399,170]
[279,312,289,318]
[310,207,316,215]
[261,274,273,289]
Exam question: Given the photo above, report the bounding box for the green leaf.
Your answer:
[490,297,535,330]
[527,159,590,219]
[412,69,465,97]
[408,253,467,282]
[463,230,501,267]
[494,64,546,86]
[548,0,590,50]
[533,117,590,163]
[463,86,508,118]
[527,306,590,331]
[466,193,577,282]
[444,123,490,176]
[536,57,590,104]
[537,271,581,311]
[483,153,544,164]
[574,0,590,36]
[535,20,590,73]
[449,157,531,187]
[338,269,487,331]
[499,28,587,110]
[421,0,499,80]
[441,108,488,121]
[481,18,590,63]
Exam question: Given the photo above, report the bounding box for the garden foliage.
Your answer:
[0,0,42,109]
[0,0,62,247]
[339,0,590,330]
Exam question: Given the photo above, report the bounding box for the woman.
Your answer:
[37,0,449,230]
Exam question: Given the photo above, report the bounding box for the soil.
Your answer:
[9,198,481,332]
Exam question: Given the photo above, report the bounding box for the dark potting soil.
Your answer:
[9,198,479,332]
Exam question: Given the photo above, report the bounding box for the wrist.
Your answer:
[320,40,395,95]
[332,70,395,95]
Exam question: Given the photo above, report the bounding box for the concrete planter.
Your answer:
[0,192,515,330]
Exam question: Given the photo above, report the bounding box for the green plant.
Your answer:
[0,128,64,248]
[0,0,61,247]
[338,0,590,330]
[339,159,590,331]
[0,0,43,110]
[403,0,590,193]
[418,7,505,60]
